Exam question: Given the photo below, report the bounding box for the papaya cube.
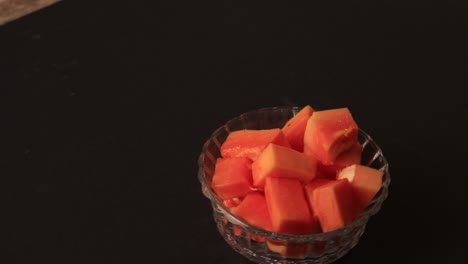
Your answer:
[265,177,317,234]
[309,178,358,232]
[233,224,243,236]
[220,128,290,161]
[304,107,359,165]
[337,164,383,211]
[304,178,333,233]
[282,105,314,152]
[304,178,334,200]
[317,143,363,179]
[231,192,273,232]
[252,143,317,188]
[211,158,253,200]
[222,197,242,209]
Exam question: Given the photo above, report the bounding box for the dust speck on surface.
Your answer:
[24,145,32,157]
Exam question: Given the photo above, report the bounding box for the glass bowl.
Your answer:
[197,106,391,264]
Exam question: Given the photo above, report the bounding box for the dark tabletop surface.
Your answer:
[1,1,468,263]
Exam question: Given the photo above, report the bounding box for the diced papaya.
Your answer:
[231,192,273,232]
[337,164,383,211]
[304,108,359,165]
[211,158,253,200]
[220,128,290,161]
[317,143,363,179]
[252,143,317,188]
[282,105,314,152]
[304,178,333,233]
[304,178,334,196]
[222,197,242,209]
[233,224,243,236]
[310,178,359,232]
[264,177,317,234]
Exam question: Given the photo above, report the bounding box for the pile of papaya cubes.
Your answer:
[211,105,384,257]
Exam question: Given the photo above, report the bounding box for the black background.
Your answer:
[1,1,467,263]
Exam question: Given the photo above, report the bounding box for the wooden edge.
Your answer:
[0,0,61,25]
